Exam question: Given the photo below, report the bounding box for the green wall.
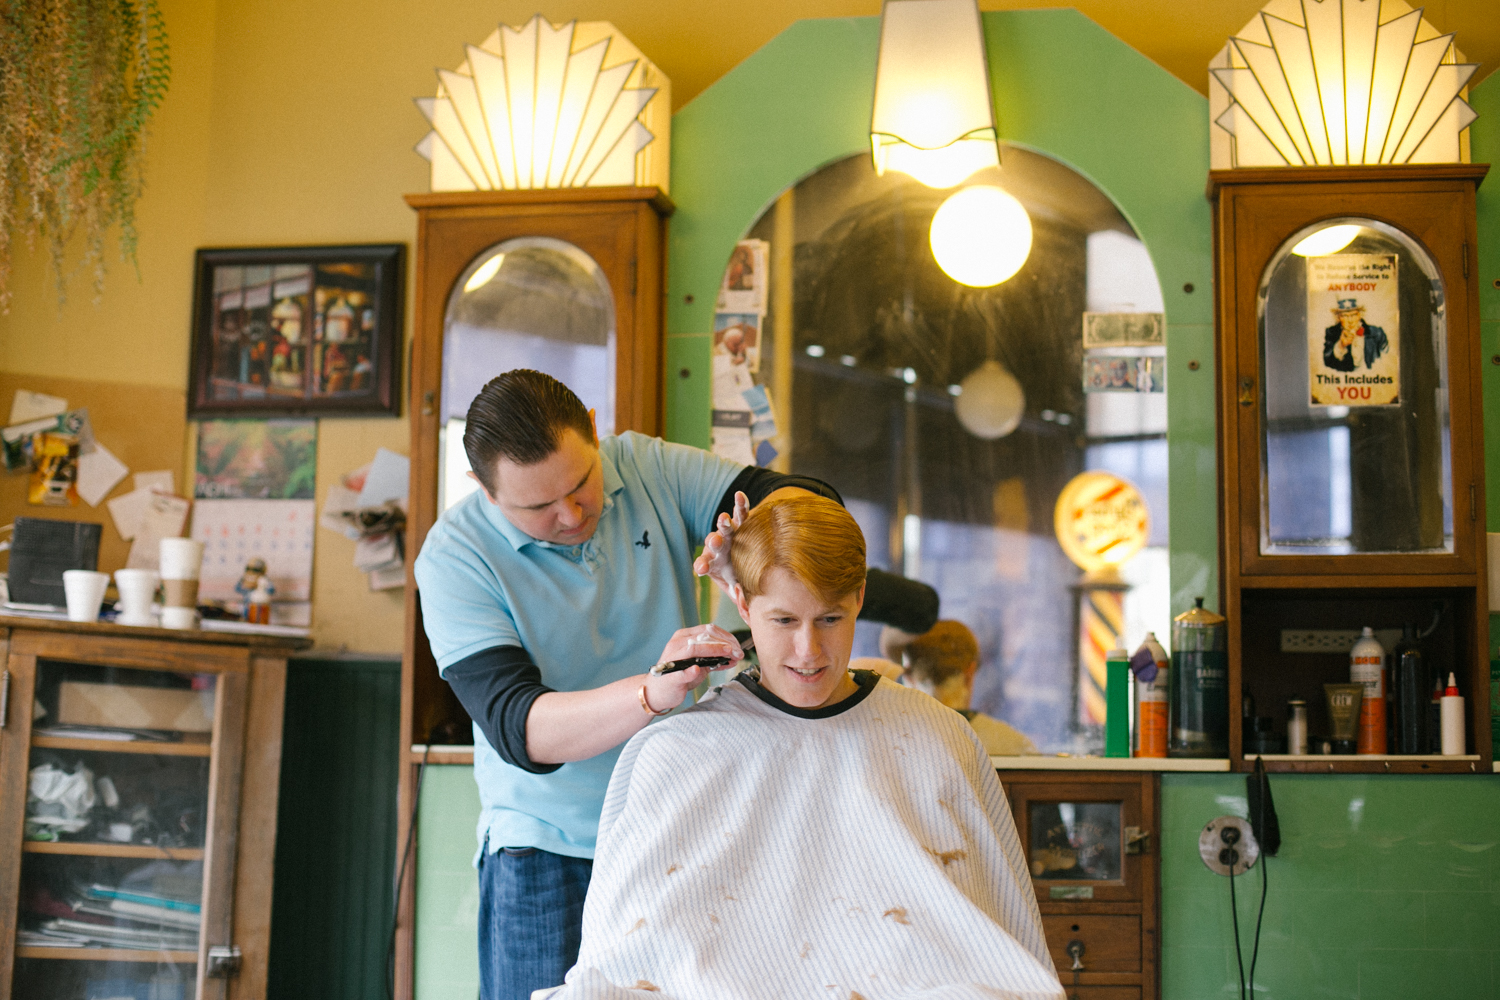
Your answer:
[1472,75,1500,670]
[412,14,1500,1000]
[415,764,483,999]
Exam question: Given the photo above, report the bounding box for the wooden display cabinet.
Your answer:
[998,771,1159,1000]
[1210,164,1491,773]
[0,616,308,999]
[395,187,672,999]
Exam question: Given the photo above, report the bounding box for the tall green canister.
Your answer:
[1169,597,1228,757]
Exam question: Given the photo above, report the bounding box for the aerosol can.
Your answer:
[1131,632,1169,758]
[1350,627,1386,755]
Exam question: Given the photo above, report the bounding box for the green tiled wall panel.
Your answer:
[415,764,483,1000]
[1160,773,1500,999]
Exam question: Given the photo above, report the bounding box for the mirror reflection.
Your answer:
[439,238,616,510]
[1258,218,1452,555]
[737,146,1169,753]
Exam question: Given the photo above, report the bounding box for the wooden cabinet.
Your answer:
[997,771,1159,1000]
[1209,164,1492,773]
[0,616,307,999]
[396,187,672,999]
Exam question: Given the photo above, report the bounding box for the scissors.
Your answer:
[649,636,755,675]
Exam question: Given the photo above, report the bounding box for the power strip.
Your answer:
[1280,628,1402,653]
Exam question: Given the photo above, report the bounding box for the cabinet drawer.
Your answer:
[1042,914,1140,973]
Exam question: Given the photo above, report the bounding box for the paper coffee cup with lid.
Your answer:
[159,538,204,620]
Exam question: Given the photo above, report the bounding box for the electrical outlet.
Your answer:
[1280,628,1402,653]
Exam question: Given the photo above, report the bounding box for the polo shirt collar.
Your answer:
[485,446,625,552]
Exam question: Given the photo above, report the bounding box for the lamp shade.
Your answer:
[415,16,671,192]
[1208,0,1477,168]
[871,0,999,188]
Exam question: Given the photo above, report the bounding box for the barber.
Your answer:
[414,369,861,1000]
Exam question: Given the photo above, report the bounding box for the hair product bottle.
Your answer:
[1350,627,1386,755]
[1392,625,1428,754]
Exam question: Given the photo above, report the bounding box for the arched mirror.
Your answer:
[1257,219,1450,556]
[730,146,1167,754]
[438,237,617,510]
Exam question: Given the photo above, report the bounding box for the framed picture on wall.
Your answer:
[188,244,405,418]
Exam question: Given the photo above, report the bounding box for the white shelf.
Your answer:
[990,755,1230,772]
[1252,753,1480,762]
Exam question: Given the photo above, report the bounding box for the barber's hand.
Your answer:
[641,624,744,714]
[693,491,749,597]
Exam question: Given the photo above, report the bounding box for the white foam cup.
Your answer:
[160,606,200,630]
[113,568,160,626]
[159,538,204,580]
[62,570,111,623]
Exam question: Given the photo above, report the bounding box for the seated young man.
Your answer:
[550,495,1064,1000]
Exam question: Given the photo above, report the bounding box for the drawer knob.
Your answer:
[1066,939,1085,972]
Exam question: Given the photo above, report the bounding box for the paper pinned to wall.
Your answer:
[125,493,192,569]
[134,470,175,494]
[8,390,68,425]
[356,448,409,507]
[76,443,130,507]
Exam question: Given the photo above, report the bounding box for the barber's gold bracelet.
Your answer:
[638,684,671,717]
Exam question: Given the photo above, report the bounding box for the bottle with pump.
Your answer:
[1350,627,1386,754]
[1392,625,1427,754]
[1440,673,1465,755]
[1130,632,1169,758]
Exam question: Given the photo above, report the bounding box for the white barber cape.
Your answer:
[553,674,1065,1000]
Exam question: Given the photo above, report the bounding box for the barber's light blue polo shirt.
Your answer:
[414,431,742,861]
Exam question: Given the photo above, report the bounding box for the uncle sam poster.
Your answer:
[1307,254,1399,407]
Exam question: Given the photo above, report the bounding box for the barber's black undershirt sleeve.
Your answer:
[712,467,843,526]
[860,566,940,634]
[442,646,561,774]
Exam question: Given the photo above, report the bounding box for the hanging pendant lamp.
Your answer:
[870,0,1000,189]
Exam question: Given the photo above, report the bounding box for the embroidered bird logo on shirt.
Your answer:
[635,530,651,549]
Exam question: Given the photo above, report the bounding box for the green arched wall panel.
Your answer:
[665,8,1218,614]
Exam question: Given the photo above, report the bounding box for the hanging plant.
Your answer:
[0,0,171,311]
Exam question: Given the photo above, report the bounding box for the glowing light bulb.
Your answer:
[954,359,1025,439]
[1291,225,1360,257]
[929,186,1032,287]
[464,253,505,292]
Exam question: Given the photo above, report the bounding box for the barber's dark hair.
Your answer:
[463,370,595,492]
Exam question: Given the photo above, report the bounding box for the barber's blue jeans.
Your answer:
[478,844,593,1000]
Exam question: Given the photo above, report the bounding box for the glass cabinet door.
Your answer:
[1004,780,1144,904]
[3,641,247,1000]
[1258,219,1451,557]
